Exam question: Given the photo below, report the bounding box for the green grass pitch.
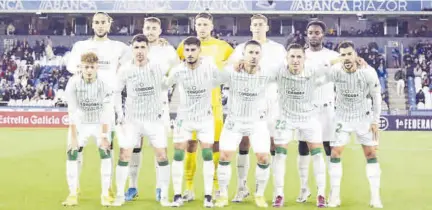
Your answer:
[0,128,431,210]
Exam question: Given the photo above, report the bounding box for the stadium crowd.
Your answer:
[1,25,431,112]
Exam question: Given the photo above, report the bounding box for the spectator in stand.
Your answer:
[57,76,67,90]
[45,86,55,100]
[6,22,15,35]
[394,68,406,96]
[391,49,401,68]
[382,90,390,110]
[416,89,425,108]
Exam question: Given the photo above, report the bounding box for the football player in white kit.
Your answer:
[215,40,275,208]
[125,17,179,202]
[327,41,383,208]
[62,52,114,207]
[296,20,340,204]
[165,37,218,208]
[226,14,286,203]
[112,34,171,207]
[66,12,129,198]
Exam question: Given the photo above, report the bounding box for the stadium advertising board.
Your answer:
[0,108,431,131]
[0,0,429,14]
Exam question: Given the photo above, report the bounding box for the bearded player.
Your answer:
[296,20,340,203]
[66,12,129,198]
[176,12,233,201]
[125,17,180,202]
[327,41,383,208]
[226,14,286,202]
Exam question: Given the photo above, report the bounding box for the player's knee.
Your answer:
[98,148,111,159]
[201,148,213,161]
[67,150,78,161]
[298,141,310,156]
[212,142,219,152]
[155,150,168,162]
[323,141,331,156]
[173,149,185,161]
[219,151,230,161]
[132,148,142,153]
[187,140,198,152]
[364,150,377,160]
[331,147,342,158]
[119,149,132,162]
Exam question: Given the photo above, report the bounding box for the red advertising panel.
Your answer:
[0,111,69,128]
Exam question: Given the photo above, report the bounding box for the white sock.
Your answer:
[155,158,160,189]
[203,160,215,196]
[129,150,142,189]
[298,154,311,190]
[237,153,249,190]
[172,160,184,195]
[157,162,170,200]
[101,158,112,196]
[217,162,231,197]
[255,163,270,197]
[66,160,78,196]
[366,162,381,199]
[77,151,83,188]
[116,162,129,196]
[329,160,342,197]
[272,153,287,196]
[312,151,326,196]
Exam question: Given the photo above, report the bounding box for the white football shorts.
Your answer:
[274,117,322,145]
[173,118,214,144]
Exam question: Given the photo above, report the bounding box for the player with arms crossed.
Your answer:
[167,37,219,207]
[327,41,383,208]
[125,17,180,202]
[176,12,233,201]
[66,12,129,197]
[215,40,274,208]
[62,52,114,207]
[296,20,340,203]
[226,14,286,202]
[111,34,171,207]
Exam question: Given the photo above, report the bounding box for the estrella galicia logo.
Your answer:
[379,116,389,130]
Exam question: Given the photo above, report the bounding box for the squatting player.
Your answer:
[62,52,114,207]
[112,34,171,207]
[226,14,286,202]
[125,17,180,202]
[327,41,383,208]
[66,12,129,197]
[296,20,340,204]
[214,40,274,208]
[167,37,220,207]
[176,12,233,200]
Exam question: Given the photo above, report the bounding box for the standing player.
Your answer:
[66,12,129,197]
[296,20,340,203]
[215,40,274,208]
[62,52,114,207]
[167,37,219,207]
[176,12,233,201]
[226,14,286,202]
[327,41,383,208]
[112,34,171,207]
[271,43,341,208]
[125,17,180,202]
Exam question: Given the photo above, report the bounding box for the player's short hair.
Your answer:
[250,14,268,24]
[195,12,213,21]
[131,34,149,44]
[81,52,99,64]
[183,36,201,47]
[338,41,355,51]
[306,20,326,32]
[244,40,262,49]
[93,12,113,23]
[286,43,304,52]
[144,17,161,26]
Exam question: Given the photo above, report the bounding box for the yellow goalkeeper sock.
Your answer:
[212,151,220,190]
[185,152,197,191]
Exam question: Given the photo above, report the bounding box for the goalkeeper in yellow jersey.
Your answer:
[176,12,233,201]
